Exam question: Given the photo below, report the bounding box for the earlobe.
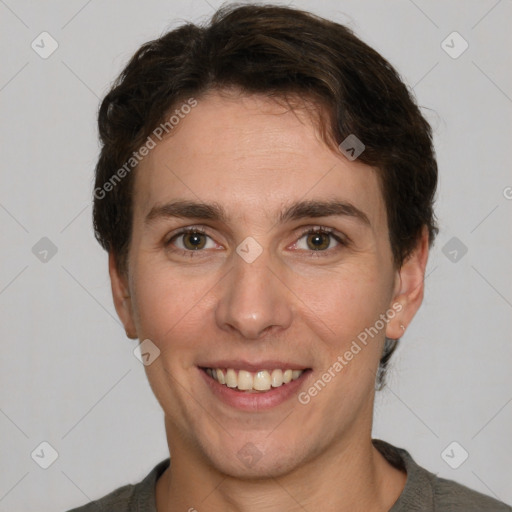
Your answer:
[386,227,430,340]
[108,252,138,339]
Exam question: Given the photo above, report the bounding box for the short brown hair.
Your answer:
[92,3,438,387]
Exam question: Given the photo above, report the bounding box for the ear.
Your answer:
[109,252,138,339]
[386,226,430,339]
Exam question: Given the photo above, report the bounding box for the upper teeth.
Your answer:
[206,368,304,391]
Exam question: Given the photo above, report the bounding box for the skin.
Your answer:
[109,90,429,511]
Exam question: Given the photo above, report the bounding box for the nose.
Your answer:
[214,249,293,340]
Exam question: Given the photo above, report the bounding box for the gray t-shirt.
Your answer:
[67,439,512,511]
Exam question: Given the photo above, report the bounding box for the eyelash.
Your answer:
[293,227,347,257]
[164,226,348,258]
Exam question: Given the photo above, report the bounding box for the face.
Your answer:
[110,91,427,478]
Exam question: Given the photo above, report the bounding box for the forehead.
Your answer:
[132,91,385,224]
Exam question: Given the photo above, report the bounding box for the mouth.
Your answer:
[197,359,312,410]
[200,367,308,393]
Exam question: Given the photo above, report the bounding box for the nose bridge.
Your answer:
[215,247,293,339]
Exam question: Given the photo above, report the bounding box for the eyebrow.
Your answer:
[144,199,370,227]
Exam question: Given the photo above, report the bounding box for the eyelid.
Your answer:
[166,224,208,237]
[297,225,342,237]
[291,225,349,253]
[295,225,349,243]
[165,225,215,246]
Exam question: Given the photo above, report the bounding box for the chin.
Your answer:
[214,451,305,480]
[200,432,311,480]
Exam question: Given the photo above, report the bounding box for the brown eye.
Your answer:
[182,232,207,250]
[166,228,215,252]
[306,232,331,251]
[292,227,346,256]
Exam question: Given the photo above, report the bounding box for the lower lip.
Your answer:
[198,367,311,411]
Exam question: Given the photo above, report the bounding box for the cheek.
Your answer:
[294,264,392,353]
[297,265,389,326]
[130,259,210,351]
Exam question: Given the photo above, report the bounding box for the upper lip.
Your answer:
[198,360,310,372]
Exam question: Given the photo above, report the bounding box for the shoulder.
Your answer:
[428,473,512,512]
[65,458,170,512]
[373,439,512,512]
[66,483,137,511]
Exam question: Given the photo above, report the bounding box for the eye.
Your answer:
[292,227,346,253]
[164,225,347,258]
[165,227,218,252]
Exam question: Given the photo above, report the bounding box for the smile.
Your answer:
[204,367,305,392]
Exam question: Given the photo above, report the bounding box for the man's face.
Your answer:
[113,91,412,477]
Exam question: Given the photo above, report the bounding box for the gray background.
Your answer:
[1,0,511,510]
